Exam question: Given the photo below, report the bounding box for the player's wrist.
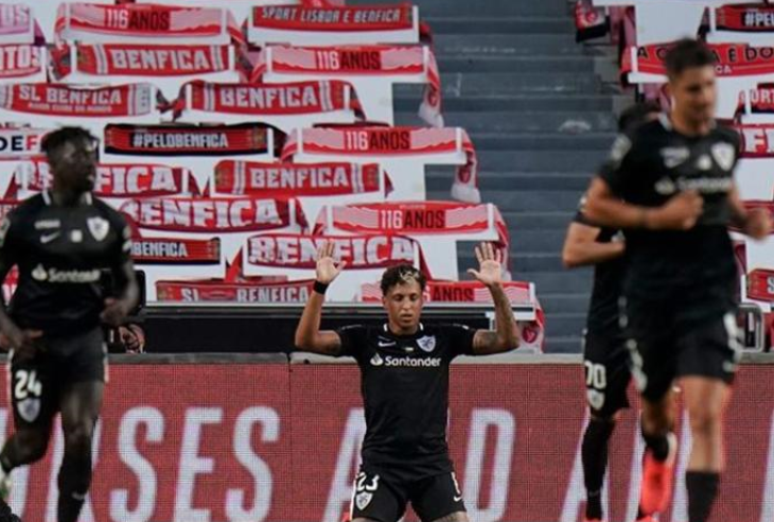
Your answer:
[639,208,653,230]
[313,280,329,295]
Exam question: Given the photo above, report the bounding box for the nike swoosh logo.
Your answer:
[40,232,60,244]
[378,341,396,347]
[453,495,463,502]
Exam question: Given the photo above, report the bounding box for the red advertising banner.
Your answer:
[3,363,774,522]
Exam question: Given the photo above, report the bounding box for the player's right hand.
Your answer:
[315,241,347,285]
[0,324,42,354]
[651,190,704,230]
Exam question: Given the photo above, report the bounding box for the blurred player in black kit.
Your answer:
[586,40,770,522]
[0,127,138,522]
[295,242,519,522]
[562,101,660,522]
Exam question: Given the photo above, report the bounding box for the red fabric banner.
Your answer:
[119,197,306,233]
[0,127,45,159]
[621,42,774,78]
[103,124,273,156]
[156,278,313,302]
[0,4,31,38]
[282,126,480,202]
[131,236,221,264]
[251,4,414,31]
[214,160,383,197]
[3,363,774,522]
[735,124,774,157]
[748,268,774,302]
[184,80,361,116]
[55,3,244,43]
[51,43,234,80]
[14,159,202,198]
[0,45,43,80]
[361,279,533,304]
[0,83,154,117]
[716,4,774,31]
[251,45,442,126]
[741,85,774,116]
[246,232,418,269]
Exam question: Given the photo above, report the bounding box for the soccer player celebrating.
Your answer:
[562,102,660,522]
[585,39,770,522]
[295,241,519,522]
[0,127,138,522]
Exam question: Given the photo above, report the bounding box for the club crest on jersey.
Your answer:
[711,143,735,171]
[660,147,690,168]
[87,217,110,241]
[370,353,384,366]
[417,335,436,352]
[355,492,373,510]
[17,398,40,423]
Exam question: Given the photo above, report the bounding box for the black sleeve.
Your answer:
[446,324,476,358]
[598,133,637,197]
[336,325,367,359]
[0,210,22,268]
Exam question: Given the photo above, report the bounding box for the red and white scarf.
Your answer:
[251,44,442,127]
[282,126,479,202]
[736,124,774,158]
[120,196,307,233]
[716,4,774,32]
[313,201,510,270]
[131,236,221,264]
[51,43,237,80]
[104,123,276,157]
[0,45,43,80]
[246,232,418,269]
[156,277,314,302]
[55,3,244,44]
[0,127,46,159]
[748,268,774,302]
[251,4,414,32]
[0,83,155,117]
[13,158,203,197]
[214,160,385,197]
[622,42,774,80]
[0,4,32,39]
[180,80,362,118]
[740,85,774,118]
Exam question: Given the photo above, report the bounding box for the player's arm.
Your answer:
[101,220,139,326]
[294,242,348,356]
[727,185,771,240]
[468,242,520,355]
[562,220,623,268]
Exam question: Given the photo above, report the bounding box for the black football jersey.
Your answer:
[573,196,625,334]
[336,322,475,468]
[0,191,132,335]
[599,114,739,313]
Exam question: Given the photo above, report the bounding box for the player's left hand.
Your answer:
[468,242,503,288]
[101,297,130,327]
[745,208,772,241]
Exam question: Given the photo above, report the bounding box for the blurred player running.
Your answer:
[295,242,519,522]
[0,127,138,522]
[562,102,660,522]
[586,39,770,522]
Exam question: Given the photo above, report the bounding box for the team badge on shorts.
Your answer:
[17,398,40,422]
[417,335,436,352]
[355,491,373,510]
[87,217,110,241]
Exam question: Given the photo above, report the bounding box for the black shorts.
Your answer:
[583,328,631,418]
[624,302,741,402]
[350,462,465,522]
[9,327,107,429]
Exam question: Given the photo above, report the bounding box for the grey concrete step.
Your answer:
[545,336,583,354]
[397,111,618,134]
[427,171,592,191]
[426,16,575,35]
[428,189,583,212]
[433,34,585,56]
[514,270,592,294]
[395,73,600,97]
[438,56,597,74]
[471,133,615,151]
[540,293,591,314]
[407,0,570,17]
[503,211,575,229]
[476,151,608,172]
[510,253,565,272]
[546,312,587,337]
[393,95,616,112]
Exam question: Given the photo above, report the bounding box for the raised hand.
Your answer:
[315,241,347,285]
[467,242,503,287]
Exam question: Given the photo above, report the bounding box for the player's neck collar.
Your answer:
[383,322,424,338]
[43,190,93,207]
[661,112,716,136]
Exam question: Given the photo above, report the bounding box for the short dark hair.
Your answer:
[380,264,426,295]
[41,127,97,160]
[617,101,660,133]
[665,38,716,80]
